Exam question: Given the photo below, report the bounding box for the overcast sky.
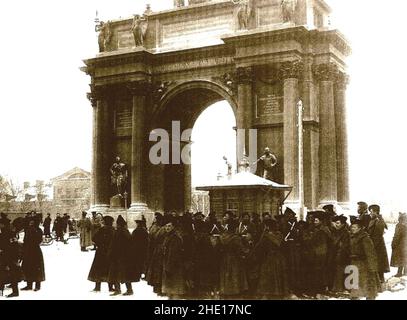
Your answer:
[0,0,406,210]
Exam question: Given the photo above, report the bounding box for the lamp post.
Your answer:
[297,99,305,221]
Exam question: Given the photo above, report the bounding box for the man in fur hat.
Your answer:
[329,215,351,295]
[108,215,133,296]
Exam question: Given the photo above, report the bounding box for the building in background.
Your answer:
[51,167,91,218]
[0,167,91,220]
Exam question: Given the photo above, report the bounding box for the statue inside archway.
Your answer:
[110,156,128,196]
[255,147,278,180]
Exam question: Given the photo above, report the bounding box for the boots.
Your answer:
[6,283,19,298]
[21,282,33,291]
[93,282,101,292]
[110,283,121,296]
[34,282,41,292]
[123,283,133,296]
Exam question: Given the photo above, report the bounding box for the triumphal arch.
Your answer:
[83,0,351,219]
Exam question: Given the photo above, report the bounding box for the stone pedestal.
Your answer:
[110,195,124,209]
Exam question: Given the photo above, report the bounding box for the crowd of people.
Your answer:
[1,202,406,300]
[85,202,407,300]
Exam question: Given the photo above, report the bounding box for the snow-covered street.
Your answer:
[0,224,405,300]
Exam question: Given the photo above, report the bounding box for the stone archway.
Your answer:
[147,81,237,213]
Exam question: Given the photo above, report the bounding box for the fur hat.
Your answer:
[116,215,127,227]
[103,216,114,226]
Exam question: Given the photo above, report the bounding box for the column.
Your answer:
[301,57,319,209]
[128,82,148,212]
[314,63,338,205]
[88,86,111,211]
[236,67,254,163]
[282,61,303,204]
[335,72,350,206]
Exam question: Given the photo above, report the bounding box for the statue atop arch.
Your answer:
[131,14,148,47]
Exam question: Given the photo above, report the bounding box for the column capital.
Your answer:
[313,63,339,82]
[280,61,304,80]
[335,72,350,90]
[87,84,111,107]
[236,66,254,85]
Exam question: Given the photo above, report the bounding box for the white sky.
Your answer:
[0,0,407,210]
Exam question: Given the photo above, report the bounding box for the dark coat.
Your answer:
[256,231,288,296]
[391,222,407,267]
[0,229,23,285]
[22,227,45,282]
[219,233,248,296]
[193,228,220,293]
[281,221,303,294]
[367,218,390,274]
[303,224,331,294]
[43,217,51,235]
[145,225,166,293]
[107,227,132,284]
[128,226,149,282]
[330,227,351,292]
[88,226,115,283]
[161,230,187,296]
[350,230,380,299]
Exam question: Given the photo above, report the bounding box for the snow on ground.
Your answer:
[0,224,405,300]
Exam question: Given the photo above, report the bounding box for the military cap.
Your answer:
[368,204,380,213]
[332,215,348,224]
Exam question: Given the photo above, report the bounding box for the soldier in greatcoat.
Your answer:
[303,211,331,298]
[329,215,351,295]
[128,215,149,286]
[0,220,23,298]
[77,211,92,251]
[108,215,133,296]
[367,205,390,284]
[349,219,380,300]
[218,215,248,298]
[391,213,407,277]
[88,216,115,292]
[145,213,167,295]
[161,217,187,299]
[21,217,45,292]
[255,219,288,298]
[280,207,303,297]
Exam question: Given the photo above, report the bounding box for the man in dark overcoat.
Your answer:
[349,219,380,300]
[88,216,115,292]
[367,205,390,284]
[43,214,52,238]
[21,217,45,291]
[108,215,133,296]
[329,215,351,295]
[161,217,187,299]
[128,215,149,286]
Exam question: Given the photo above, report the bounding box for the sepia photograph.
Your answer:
[0,0,406,307]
